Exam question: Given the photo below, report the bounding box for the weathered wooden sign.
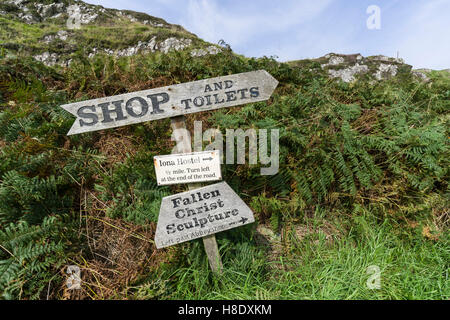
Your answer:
[155,181,255,249]
[154,150,221,186]
[61,70,278,135]
[62,69,278,273]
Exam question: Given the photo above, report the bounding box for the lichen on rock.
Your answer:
[328,63,369,82]
[374,63,398,80]
[191,46,222,57]
[158,37,192,54]
[312,52,422,83]
[33,51,59,66]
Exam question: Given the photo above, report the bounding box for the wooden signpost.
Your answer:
[169,115,224,272]
[61,70,278,273]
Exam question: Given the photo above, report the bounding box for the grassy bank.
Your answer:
[0,48,448,299]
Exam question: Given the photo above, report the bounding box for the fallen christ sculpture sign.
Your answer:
[61,70,278,135]
[155,181,255,249]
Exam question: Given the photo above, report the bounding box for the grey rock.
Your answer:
[328,63,369,82]
[321,55,345,68]
[42,30,70,43]
[67,4,98,25]
[191,46,222,57]
[35,3,65,19]
[368,55,404,64]
[33,52,59,66]
[374,63,398,80]
[411,70,430,82]
[158,37,192,54]
[87,36,194,58]
[318,53,419,83]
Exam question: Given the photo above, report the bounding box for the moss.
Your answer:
[120,9,167,25]
[0,2,21,13]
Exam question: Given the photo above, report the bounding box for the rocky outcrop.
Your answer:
[2,1,92,24]
[374,63,398,81]
[159,37,193,54]
[1,0,165,27]
[33,52,60,67]
[42,30,71,43]
[87,37,194,58]
[2,0,223,67]
[33,38,223,67]
[191,46,222,57]
[315,53,428,82]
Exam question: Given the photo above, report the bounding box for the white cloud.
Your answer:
[393,0,450,69]
[180,0,333,47]
[85,0,450,69]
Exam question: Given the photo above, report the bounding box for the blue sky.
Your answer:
[85,0,450,69]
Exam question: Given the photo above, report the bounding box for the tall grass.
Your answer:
[139,216,448,300]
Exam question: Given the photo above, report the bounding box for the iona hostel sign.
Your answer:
[154,150,222,185]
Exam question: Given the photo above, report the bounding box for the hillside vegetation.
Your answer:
[0,0,449,300]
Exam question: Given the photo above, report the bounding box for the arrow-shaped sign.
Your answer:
[154,181,255,249]
[61,70,278,135]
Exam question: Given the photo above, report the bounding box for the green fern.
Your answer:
[0,217,66,299]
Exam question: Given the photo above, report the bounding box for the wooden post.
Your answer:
[170,115,223,274]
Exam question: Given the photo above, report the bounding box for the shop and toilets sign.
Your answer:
[61,70,278,135]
